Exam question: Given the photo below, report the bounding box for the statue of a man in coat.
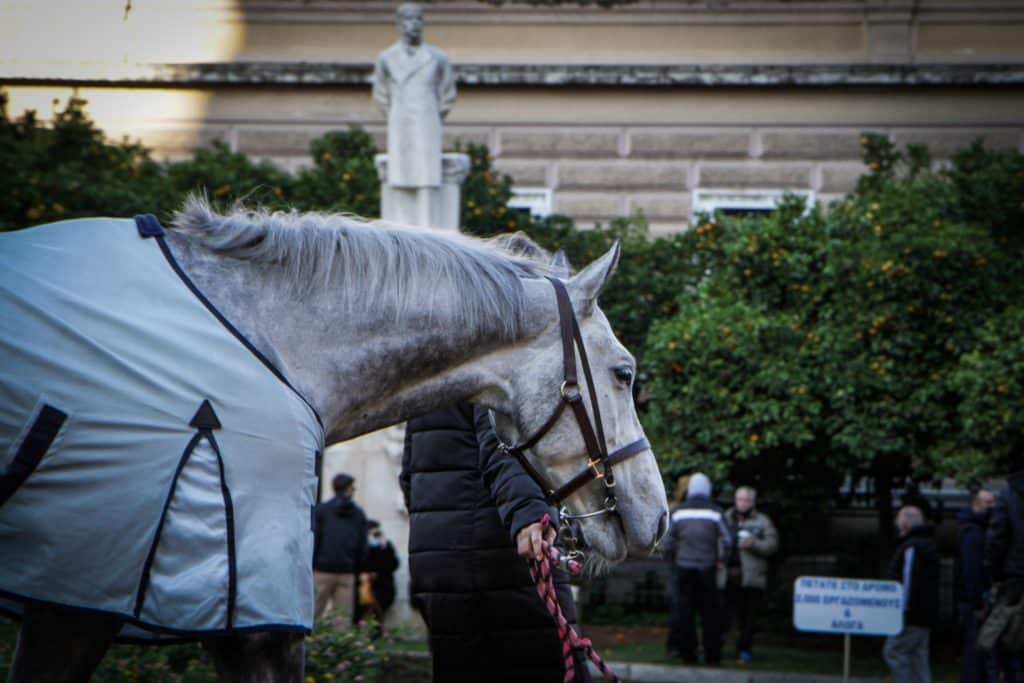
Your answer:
[372,3,456,227]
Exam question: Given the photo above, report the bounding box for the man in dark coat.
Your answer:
[312,473,368,623]
[662,472,731,666]
[985,468,1024,665]
[884,505,940,683]
[987,470,1024,597]
[958,488,995,683]
[401,402,591,683]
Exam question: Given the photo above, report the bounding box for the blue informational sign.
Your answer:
[793,576,904,636]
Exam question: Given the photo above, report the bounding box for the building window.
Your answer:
[693,189,814,220]
[507,188,552,219]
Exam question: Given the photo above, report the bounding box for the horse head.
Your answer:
[487,243,669,566]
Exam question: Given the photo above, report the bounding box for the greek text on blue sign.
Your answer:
[792,576,903,636]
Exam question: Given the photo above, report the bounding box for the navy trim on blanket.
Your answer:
[132,214,325,432]
[315,449,323,505]
[134,213,165,238]
[0,404,67,507]
[133,430,205,617]
[0,591,310,645]
[207,431,237,629]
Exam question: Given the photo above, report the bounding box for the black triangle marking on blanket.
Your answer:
[189,400,222,430]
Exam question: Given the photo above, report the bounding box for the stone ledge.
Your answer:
[6,62,1024,88]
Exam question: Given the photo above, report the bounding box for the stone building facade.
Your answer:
[4,1,1024,233]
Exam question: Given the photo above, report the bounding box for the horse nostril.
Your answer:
[655,511,668,541]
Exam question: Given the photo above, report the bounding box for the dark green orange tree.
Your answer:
[642,137,1024,541]
[0,93,171,230]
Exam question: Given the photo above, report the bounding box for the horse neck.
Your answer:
[164,233,552,443]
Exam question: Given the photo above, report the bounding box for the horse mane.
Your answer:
[170,196,548,341]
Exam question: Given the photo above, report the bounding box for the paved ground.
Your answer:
[591,661,883,683]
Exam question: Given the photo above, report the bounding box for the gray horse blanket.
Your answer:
[0,215,324,640]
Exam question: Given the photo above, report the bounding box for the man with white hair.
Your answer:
[721,485,779,665]
[884,505,940,683]
[662,472,731,665]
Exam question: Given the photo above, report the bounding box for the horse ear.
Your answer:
[568,241,620,317]
[550,249,572,279]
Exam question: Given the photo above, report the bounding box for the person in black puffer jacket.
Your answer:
[401,402,592,683]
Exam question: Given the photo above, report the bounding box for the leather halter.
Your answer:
[498,277,650,519]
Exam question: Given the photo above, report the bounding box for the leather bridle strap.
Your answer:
[552,436,650,503]
[499,276,649,508]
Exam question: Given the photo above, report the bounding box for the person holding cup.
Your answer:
[720,486,779,665]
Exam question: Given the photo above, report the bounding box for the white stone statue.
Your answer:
[372,3,457,227]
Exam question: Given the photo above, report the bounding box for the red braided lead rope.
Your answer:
[528,514,621,683]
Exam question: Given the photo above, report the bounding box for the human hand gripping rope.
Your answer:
[527,514,621,683]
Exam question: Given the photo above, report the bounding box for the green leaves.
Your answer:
[291,129,382,217]
[0,93,167,231]
[164,141,293,214]
[641,140,1024,492]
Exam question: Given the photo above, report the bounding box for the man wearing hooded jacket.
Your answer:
[313,473,368,623]
[663,473,732,666]
[401,402,591,683]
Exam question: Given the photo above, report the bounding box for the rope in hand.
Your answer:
[527,514,621,683]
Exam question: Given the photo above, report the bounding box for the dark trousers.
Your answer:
[961,603,1023,683]
[962,605,988,683]
[723,579,763,655]
[666,566,722,665]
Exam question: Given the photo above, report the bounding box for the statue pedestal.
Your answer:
[374,153,471,230]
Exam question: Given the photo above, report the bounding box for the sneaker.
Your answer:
[736,651,752,665]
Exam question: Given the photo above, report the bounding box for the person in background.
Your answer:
[721,485,779,666]
[662,473,731,666]
[958,488,996,682]
[884,505,940,683]
[312,473,368,623]
[985,465,1024,669]
[356,519,400,632]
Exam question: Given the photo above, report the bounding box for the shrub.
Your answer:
[304,614,388,682]
[0,616,387,683]
[641,138,1024,499]
[164,141,293,216]
[291,129,381,217]
[0,93,170,231]
[458,142,529,236]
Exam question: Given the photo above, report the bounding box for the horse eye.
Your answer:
[614,367,634,384]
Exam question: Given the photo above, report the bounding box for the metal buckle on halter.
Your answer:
[587,458,604,479]
[559,381,581,401]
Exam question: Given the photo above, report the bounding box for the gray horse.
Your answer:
[1,198,668,682]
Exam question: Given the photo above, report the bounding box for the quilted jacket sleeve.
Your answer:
[474,407,559,543]
[399,426,413,510]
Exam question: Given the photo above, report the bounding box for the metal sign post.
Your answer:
[793,576,904,683]
[843,633,851,683]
